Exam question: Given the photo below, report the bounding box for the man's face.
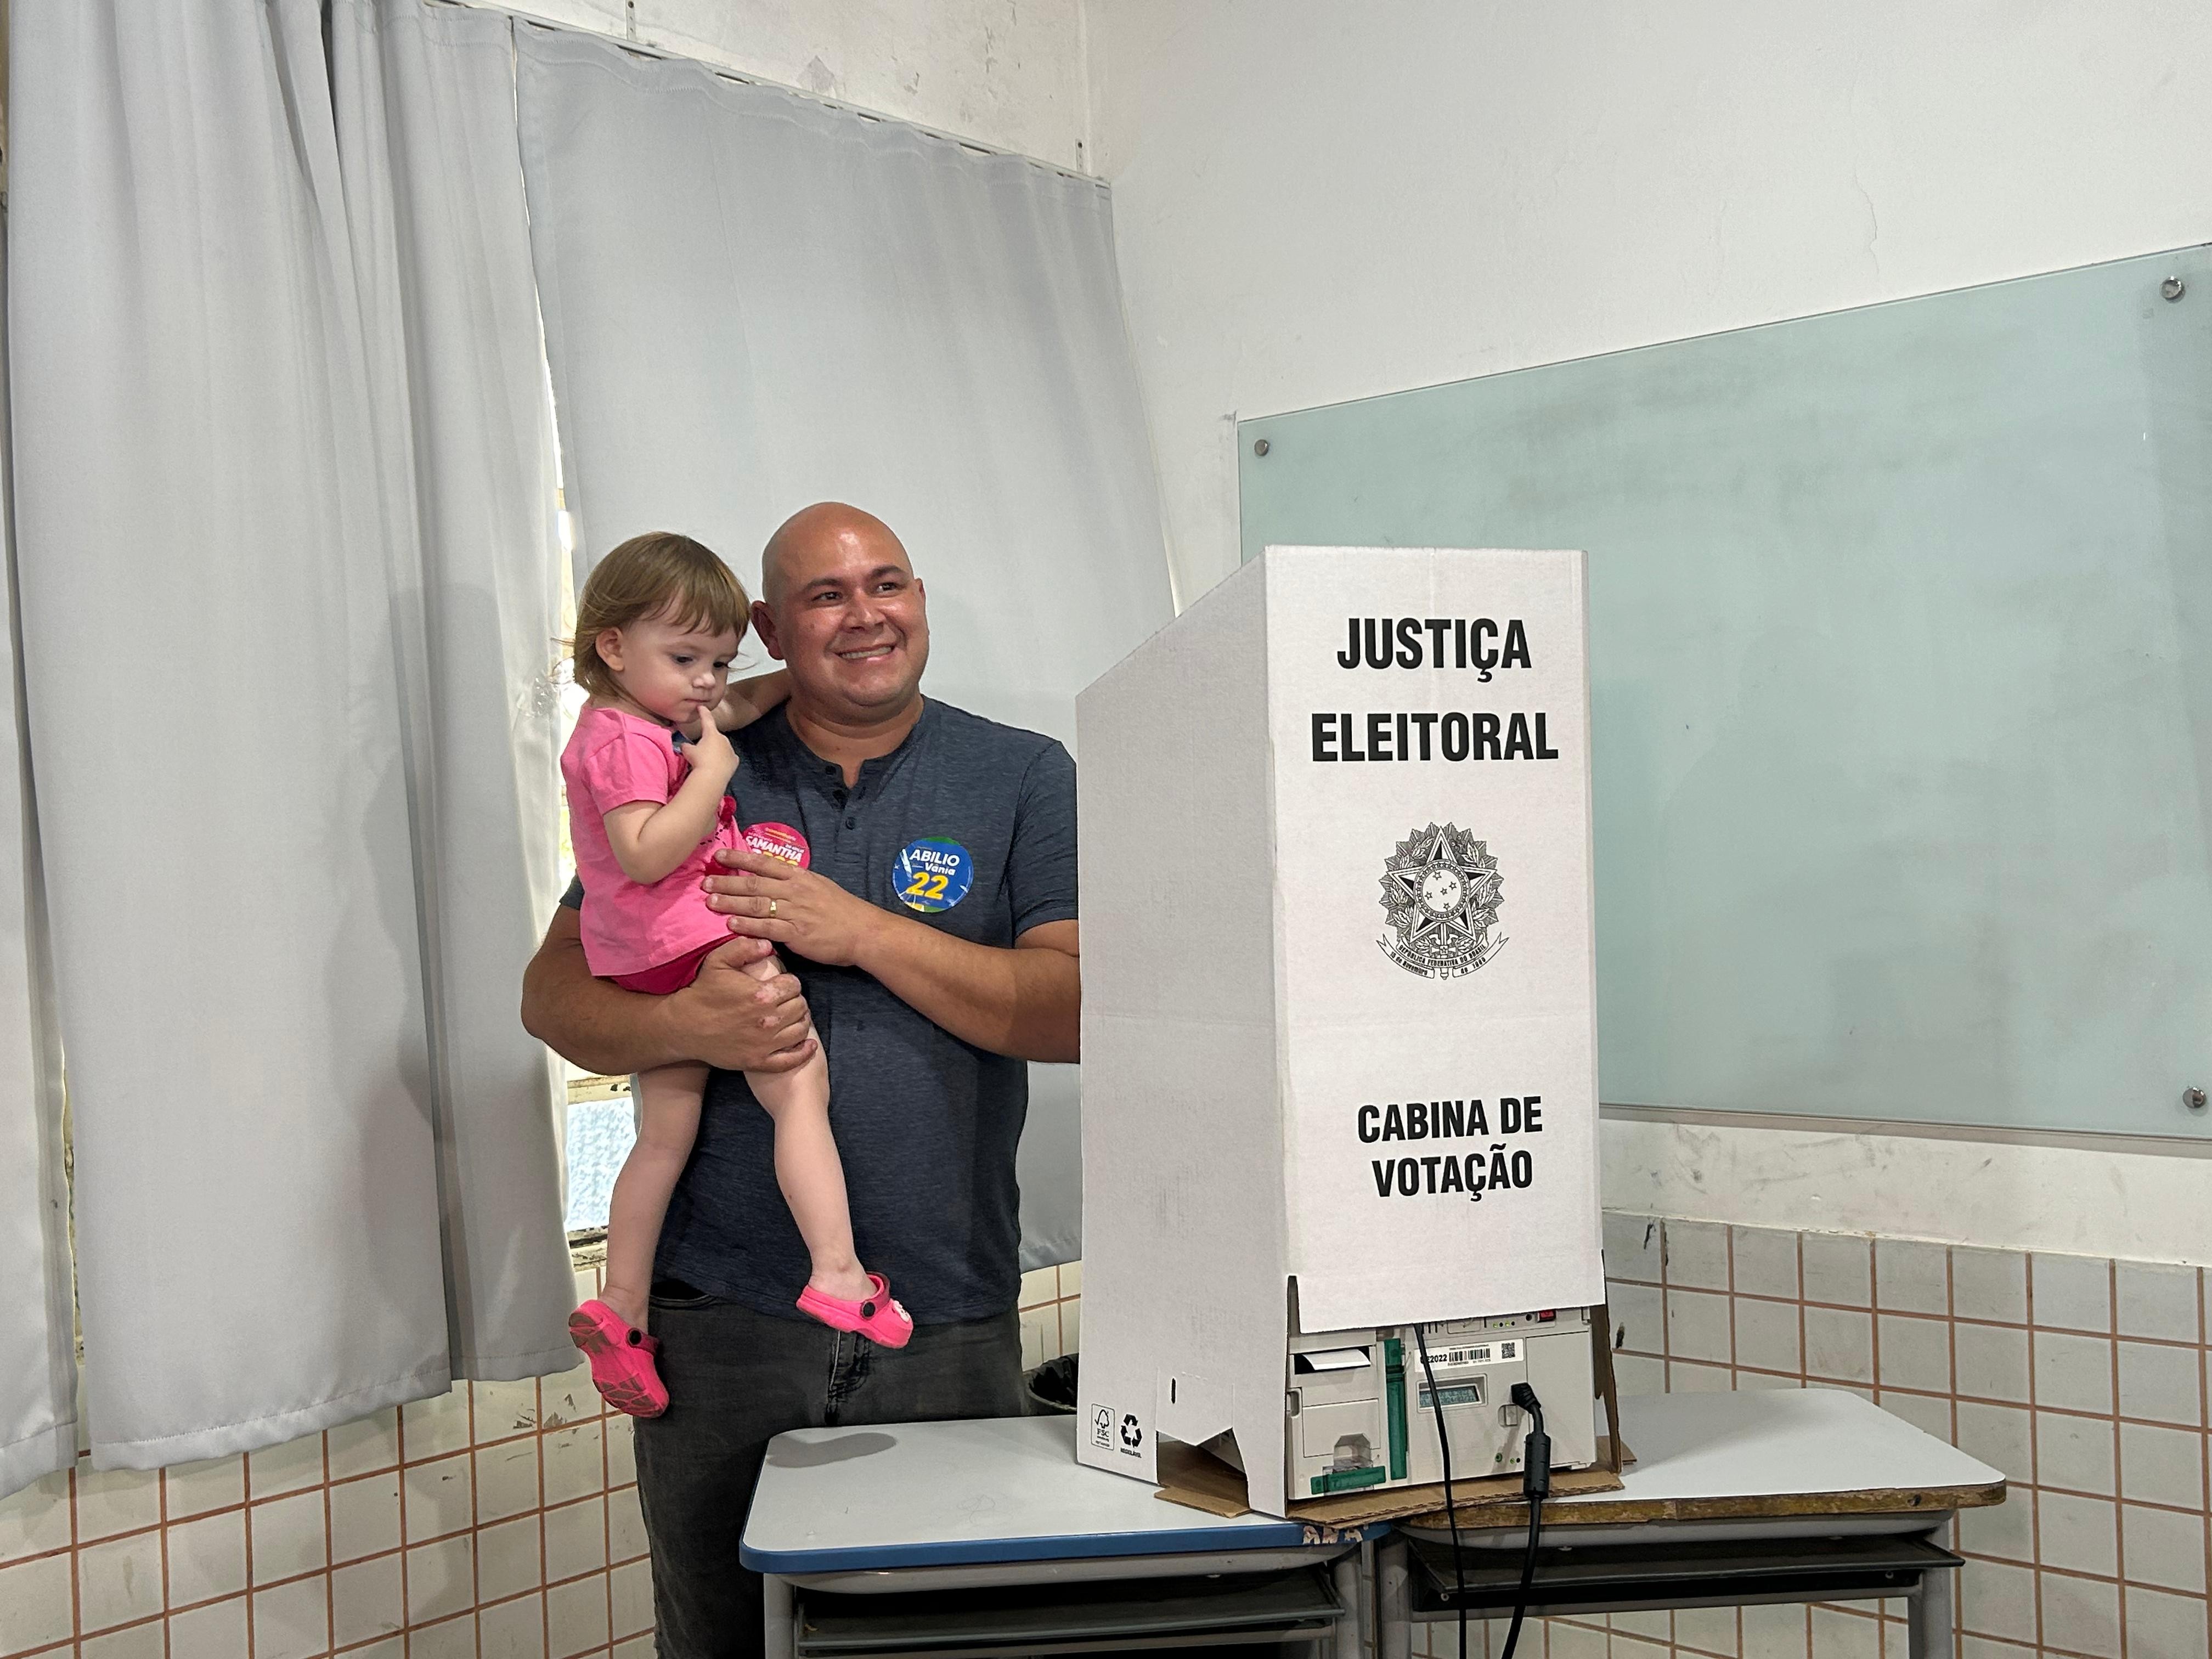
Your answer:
[754,524,929,721]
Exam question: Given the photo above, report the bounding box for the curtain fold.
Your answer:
[0,223,78,1501]
[8,0,569,1471]
[513,27,1176,1267]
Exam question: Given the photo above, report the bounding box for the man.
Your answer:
[520,502,1080,1656]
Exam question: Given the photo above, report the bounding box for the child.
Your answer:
[561,532,911,1419]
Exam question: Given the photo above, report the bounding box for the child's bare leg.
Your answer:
[599,1062,704,1331]
[734,947,870,1301]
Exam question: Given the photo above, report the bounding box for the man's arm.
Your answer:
[857,916,1078,1062]
[520,906,818,1076]
[701,850,1079,1063]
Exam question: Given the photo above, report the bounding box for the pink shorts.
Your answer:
[612,934,735,996]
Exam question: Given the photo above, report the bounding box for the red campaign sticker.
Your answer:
[743,821,811,869]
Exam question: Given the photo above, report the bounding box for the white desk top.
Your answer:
[1584,1389,2001,1509]
[742,1390,2003,1573]
[740,1414,1357,1573]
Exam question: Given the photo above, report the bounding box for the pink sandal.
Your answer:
[568,1301,669,1418]
[796,1273,914,1348]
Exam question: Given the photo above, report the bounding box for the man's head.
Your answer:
[754,503,929,726]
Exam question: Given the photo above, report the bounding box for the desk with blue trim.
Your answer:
[741,1414,1376,1658]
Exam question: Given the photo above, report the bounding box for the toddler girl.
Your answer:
[562,532,911,1418]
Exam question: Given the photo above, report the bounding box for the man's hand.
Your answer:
[704,846,885,967]
[520,907,815,1077]
[665,937,816,1073]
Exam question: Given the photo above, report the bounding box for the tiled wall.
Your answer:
[1415,1216,2209,1659]
[8,1227,2197,1659]
[0,1258,1082,1659]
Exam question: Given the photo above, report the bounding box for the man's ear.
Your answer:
[751,599,786,662]
[595,627,627,673]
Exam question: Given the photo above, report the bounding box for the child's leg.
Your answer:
[732,948,871,1302]
[599,1061,706,1331]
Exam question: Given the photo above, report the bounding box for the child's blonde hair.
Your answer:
[573,532,752,700]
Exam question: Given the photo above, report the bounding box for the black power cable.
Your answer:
[1503,1381,1550,1659]
[1413,1325,1551,1659]
[1410,1325,1469,1658]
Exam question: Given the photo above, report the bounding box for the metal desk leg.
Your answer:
[1908,1564,1956,1659]
[1378,1537,1412,1659]
[764,1572,797,1659]
[1331,1551,1362,1659]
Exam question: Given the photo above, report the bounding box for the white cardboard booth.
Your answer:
[1075,546,1607,1517]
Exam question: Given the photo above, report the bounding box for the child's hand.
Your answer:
[681,713,740,783]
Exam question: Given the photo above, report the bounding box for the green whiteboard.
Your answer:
[1238,246,2212,1137]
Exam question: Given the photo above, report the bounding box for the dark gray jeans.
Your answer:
[635,1282,1028,1658]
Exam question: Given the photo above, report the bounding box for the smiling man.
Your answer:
[520,502,1080,1658]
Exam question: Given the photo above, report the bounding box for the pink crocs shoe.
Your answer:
[567,1301,668,1418]
[795,1274,914,1348]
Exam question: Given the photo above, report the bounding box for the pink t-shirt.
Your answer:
[560,704,738,979]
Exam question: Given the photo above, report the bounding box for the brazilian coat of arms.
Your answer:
[1378,822,1506,979]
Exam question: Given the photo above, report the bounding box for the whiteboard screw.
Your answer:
[1253,438,1271,456]
[2162,276,2186,302]
[2187,1087,2207,1111]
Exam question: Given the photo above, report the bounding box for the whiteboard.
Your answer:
[1237,246,2212,1137]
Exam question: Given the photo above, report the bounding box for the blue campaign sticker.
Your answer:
[895,837,973,913]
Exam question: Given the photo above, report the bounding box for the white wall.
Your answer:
[1086,0,2212,602]
[1085,0,2212,1260]
[496,0,1088,168]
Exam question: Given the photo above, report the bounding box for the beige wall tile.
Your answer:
[2124,1583,2210,1657]
[76,1530,163,1632]
[476,1514,545,1605]
[2038,1568,2120,1658]
[2036,1490,2117,1577]
[2118,1420,2204,1510]
[403,1452,477,1544]
[2031,1254,2112,1333]
[330,1470,402,1565]
[545,1496,607,1584]
[1873,1239,1949,1314]
[327,1409,402,1480]
[2117,1340,2202,1426]
[0,1552,75,1653]
[330,1553,404,1649]
[1801,1234,1871,1307]
[478,1590,547,1659]
[2115,1263,2199,1343]
[162,1456,244,1521]
[2121,1502,2206,1593]
[249,1575,329,1659]
[1953,1249,2028,1325]
[166,1508,247,1606]
[248,1488,329,1581]
[1664,1220,1731,1291]
[547,1572,611,1658]
[245,1434,323,1498]
[2036,1410,2117,1496]
[167,1595,248,1659]
[2033,1330,2114,1415]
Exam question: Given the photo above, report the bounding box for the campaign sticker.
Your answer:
[743,822,811,869]
[895,837,973,913]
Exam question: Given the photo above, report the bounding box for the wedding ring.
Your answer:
[768,898,778,918]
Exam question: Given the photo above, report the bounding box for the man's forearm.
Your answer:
[521,919,688,1075]
[852,916,1079,1063]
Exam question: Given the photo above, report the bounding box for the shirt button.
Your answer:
[845,816,857,828]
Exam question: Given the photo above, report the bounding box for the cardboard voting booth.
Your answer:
[1074,546,1608,1519]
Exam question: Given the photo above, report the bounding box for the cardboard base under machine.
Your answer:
[1151,1306,1632,1529]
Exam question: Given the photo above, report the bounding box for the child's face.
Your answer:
[598,610,741,725]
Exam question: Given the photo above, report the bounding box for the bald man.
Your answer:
[521,504,1080,1657]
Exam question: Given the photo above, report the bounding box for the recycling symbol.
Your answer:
[1119,1413,1143,1453]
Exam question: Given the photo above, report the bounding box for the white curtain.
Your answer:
[0,234,77,1500]
[8,0,572,1474]
[514,26,1175,1266]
